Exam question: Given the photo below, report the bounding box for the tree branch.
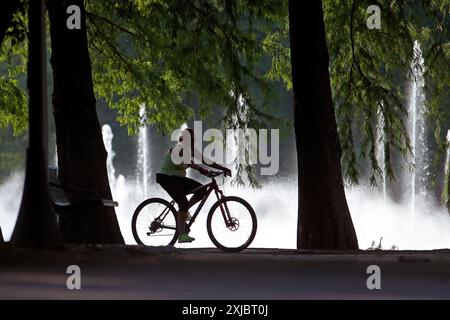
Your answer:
[85,10,153,47]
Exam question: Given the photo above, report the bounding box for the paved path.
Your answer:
[1,245,449,299]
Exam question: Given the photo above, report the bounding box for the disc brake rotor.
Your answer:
[227,217,240,231]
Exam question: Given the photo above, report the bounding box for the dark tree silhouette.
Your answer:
[288,0,359,249]
[48,0,123,243]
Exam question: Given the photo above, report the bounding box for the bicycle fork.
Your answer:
[214,188,233,227]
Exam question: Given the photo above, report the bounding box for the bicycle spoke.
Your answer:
[209,198,256,250]
[132,199,178,246]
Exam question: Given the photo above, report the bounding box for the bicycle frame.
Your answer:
[154,176,233,231]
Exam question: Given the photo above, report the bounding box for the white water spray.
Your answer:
[446,130,450,177]
[445,130,450,211]
[408,41,428,231]
[226,93,249,180]
[376,104,387,202]
[102,123,146,242]
[137,105,150,198]
[2,62,450,248]
[102,124,116,185]
[2,124,450,248]
[226,127,239,177]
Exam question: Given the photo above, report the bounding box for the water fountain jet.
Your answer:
[407,40,428,231]
[137,105,150,198]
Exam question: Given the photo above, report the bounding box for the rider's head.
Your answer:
[179,128,195,151]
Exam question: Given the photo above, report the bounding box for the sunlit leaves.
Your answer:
[86,0,286,139]
[324,0,449,187]
[0,31,27,134]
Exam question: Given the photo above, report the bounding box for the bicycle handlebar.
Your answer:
[203,170,231,178]
[209,171,225,178]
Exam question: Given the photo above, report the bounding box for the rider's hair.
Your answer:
[179,128,194,143]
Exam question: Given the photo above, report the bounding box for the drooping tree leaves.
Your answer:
[0,0,448,188]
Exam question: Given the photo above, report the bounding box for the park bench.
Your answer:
[0,168,118,244]
[48,166,118,240]
[48,166,118,210]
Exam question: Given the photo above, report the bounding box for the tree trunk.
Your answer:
[288,0,359,249]
[48,0,123,244]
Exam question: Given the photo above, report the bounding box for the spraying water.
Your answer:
[226,93,250,181]
[408,40,428,232]
[137,105,150,199]
[1,63,449,247]
[52,146,58,167]
[446,130,450,176]
[102,124,116,185]
[444,130,450,212]
[2,123,450,248]
[376,104,387,202]
[226,130,238,176]
[102,123,145,242]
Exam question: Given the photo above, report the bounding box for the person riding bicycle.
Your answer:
[156,128,231,243]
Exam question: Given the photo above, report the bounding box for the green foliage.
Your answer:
[264,0,449,187]
[323,0,413,185]
[85,0,287,132]
[0,75,27,134]
[322,0,449,186]
[261,17,291,89]
[0,127,26,183]
[0,4,28,135]
[0,0,448,189]
[85,0,288,186]
[419,0,450,188]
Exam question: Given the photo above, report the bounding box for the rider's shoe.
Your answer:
[178,233,195,243]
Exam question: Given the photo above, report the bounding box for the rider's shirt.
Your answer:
[160,146,189,177]
[159,140,210,178]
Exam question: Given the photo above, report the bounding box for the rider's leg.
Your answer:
[178,177,207,209]
[177,211,188,235]
[177,213,195,243]
[187,188,208,208]
[157,175,195,241]
[175,197,195,242]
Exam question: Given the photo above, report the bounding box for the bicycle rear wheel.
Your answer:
[132,198,178,246]
[207,196,257,252]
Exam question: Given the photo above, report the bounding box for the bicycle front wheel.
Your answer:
[132,198,178,246]
[207,196,257,252]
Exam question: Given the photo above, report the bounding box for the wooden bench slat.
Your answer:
[101,199,119,207]
[48,167,119,213]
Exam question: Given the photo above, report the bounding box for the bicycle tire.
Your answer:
[132,197,178,246]
[207,196,257,252]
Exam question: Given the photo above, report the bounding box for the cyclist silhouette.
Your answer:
[156,128,231,243]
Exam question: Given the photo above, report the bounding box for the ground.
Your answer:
[0,244,449,299]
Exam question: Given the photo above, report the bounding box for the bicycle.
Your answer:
[131,171,257,252]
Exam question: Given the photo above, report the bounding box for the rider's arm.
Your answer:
[207,162,230,172]
[192,147,231,175]
[187,163,210,176]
